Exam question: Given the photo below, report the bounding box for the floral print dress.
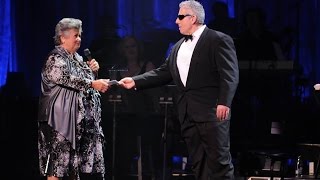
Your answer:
[38,46,105,179]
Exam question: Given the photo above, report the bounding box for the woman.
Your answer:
[38,18,109,180]
[117,35,155,78]
[115,35,157,113]
[111,36,161,177]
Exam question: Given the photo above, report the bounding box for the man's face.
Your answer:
[175,7,195,35]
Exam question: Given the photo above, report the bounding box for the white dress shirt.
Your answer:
[177,25,206,86]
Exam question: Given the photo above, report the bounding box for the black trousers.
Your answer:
[180,116,234,180]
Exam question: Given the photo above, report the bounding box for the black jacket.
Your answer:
[133,27,239,123]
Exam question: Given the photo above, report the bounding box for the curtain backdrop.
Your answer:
[0,0,17,87]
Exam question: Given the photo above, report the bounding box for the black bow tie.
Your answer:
[184,35,193,42]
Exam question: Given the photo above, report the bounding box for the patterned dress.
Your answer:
[38,46,105,179]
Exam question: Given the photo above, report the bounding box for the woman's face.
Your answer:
[123,38,138,59]
[60,28,81,53]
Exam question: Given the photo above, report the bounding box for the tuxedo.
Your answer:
[133,27,239,180]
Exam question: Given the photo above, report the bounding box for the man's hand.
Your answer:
[118,77,136,89]
[216,105,230,121]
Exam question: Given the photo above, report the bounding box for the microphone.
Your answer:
[84,48,98,78]
[83,48,92,61]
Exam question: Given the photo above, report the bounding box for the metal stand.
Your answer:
[137,136,142,180]
[159,96,173,180]
[108,94,122,180]
[298,143,320,179]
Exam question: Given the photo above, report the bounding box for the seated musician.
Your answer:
[235,8,286,61]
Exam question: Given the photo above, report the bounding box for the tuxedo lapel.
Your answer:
[186,28,209,87]
[172,38,186,88]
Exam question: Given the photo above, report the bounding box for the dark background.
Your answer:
[1,0,320,179]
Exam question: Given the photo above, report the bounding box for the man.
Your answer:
[119,0,239,179]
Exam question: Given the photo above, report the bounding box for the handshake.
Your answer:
[92,77,136,93]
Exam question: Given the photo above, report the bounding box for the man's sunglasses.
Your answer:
[177,14,193,20]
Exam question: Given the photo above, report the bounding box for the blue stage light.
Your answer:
[0,0,17,87]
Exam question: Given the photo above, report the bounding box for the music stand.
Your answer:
[108,94,122,180]
[107,68,125,180]
[159,85,175,180]
[108,67,128,80]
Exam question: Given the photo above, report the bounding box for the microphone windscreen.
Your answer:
[83,48,92,61]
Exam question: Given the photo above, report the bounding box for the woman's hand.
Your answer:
[91,79,109,93]
[87,59,99,72]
